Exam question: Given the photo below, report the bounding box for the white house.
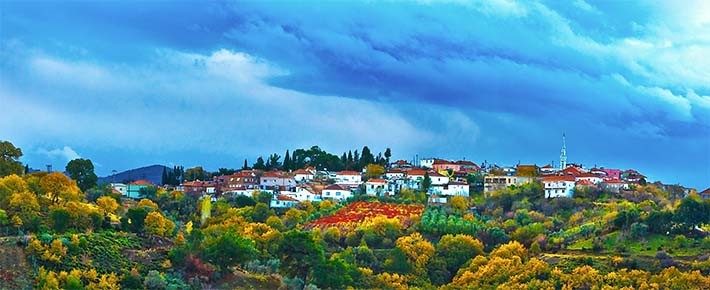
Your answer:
[260,171,296,191]
[293,169,315,183]
[270,194,298,209]
[284,185,321,202]
[575,173,603,184]
[365,178,388,196]
[385,169,405,180]
[543,176,576,198]
[110,183,127,196]
[322,184,352,201]
[335,171,362,186]
[601,179,628,193]
[437,181,470,196]
[419,158,436,168]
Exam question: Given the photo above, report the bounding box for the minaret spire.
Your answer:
[560,133,567,170]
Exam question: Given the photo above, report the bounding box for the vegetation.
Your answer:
[0,140,708,289]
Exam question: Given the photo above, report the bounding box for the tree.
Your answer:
[359,146,375,170]
[143,270,166,290]
[395,232,435,274]
[203,231,258,271]
[96,196,120,215]
[145,211,175,237]
[450,196,468,212]
[50,207,72,233]
[266,153,281,170]
[422,172,432,192]
[365,164,385,179]
[243,159,249,170]
[0,174,29,207]
[674,196,709,231]
[252,202,274,223]
[278,230,324,282]
[40,172,82,205]
[7,191,40,229]
[65,158,98,192]
[253,157,266,170]
[0,141,23,177]
[434,234,484,283]
[384,148,392,165]
[126,207,148,233]
[284,150,292,171]
[184,166,207,182]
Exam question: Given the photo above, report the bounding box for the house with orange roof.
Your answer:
[270,194,299,209]
[124,179,154,199]
[260,171,296,191]
[322,184,352,201]
[483,175,535,194]
[293,168,315,183]
[540,164,556,175]
[700,188,710,200]
[335,170,362,186]
[365,178,388,196]
[543,175,576,198]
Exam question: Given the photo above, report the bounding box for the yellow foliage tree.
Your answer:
[8,191,40,227]
[137,198,159,211]
[144,211,175,237]
[0,174,29,206]
[40,172,82,204]
[490,241,528,260]
[449,196,468,212]
[365,164,385,179]
[96,196,119,215]
[395,232,435,274]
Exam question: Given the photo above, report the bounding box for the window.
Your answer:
[336,192,341,196]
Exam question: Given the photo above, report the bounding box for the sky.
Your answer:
[0,0,708,189]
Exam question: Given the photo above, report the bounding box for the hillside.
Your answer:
[98,164,169,185]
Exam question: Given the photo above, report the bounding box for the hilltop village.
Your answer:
[0,140,708,289]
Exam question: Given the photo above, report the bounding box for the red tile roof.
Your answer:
[367,178,387,184]
[130,179,153,185]
[603,179,625,184]
[324,184,348,190]
[576,179,595,186]
[337,170,361,176]
[277,195,299,202]
[293,169,311,175]
[701,188,710,194]
[543,176,576,182]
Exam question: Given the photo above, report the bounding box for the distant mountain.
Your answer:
[98,164,169,185]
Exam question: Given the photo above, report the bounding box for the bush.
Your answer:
[144,270,167,289]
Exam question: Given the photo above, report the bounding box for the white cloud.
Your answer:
[37,146,81,162]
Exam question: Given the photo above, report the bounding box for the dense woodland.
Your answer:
[0,140,709,289]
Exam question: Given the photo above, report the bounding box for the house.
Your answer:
[483,175,534,193]
[419,158,436,168]
[600,168,622,180]
[700,188,710,200]
[405,170,448,191]
[390,160,413,169]
[601,179,628,193]
[225,170,260,191]
[622,170,646,183]
[365,178,388,196]
[322,184,352,201]
[335,171,362,186]
[183,180,216,195]
[284,184,321,202]
[433,181,470,196]
[540,164,556,175]
[385,169,405,180]
[432,159,462,172]
[543,176,576,198]
[575,173,603,184]
[126,180,153,199]
[110,183,127,196]
[293,169,315,183]
[456,160,480,171]
[575,179,596,190]
[260,171,296,191]
[270,194,299,209]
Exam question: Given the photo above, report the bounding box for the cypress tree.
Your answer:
[284,150,291,171]
[243,159,249,170]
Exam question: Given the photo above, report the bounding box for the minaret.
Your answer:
[560,133,567,170]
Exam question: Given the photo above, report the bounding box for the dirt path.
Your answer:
[0,237,33,290]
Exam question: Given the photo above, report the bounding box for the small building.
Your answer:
[335,171,362,186]
[483,175,534,193]
[432,159,462,172]
[126,180,153,199]
[226,170,260,191]
[365,178,388,196]
[322,184,352,201]
[260,171,296,191]
[700,188,710,200]
[601,179,628,193]
[435,181,470,197]
[540,164,556,175]
[390,160,413,169]
[622,170,646,183]
[284,185,321,202]
[293,168,315,183]
[543,176,576,198]
[110,183,127,196]
[270,194,298,209]
[575,173,603,184]
[419,158,436,168]
[385,169,406,180]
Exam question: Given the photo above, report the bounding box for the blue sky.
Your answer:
[1,0,708,189]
